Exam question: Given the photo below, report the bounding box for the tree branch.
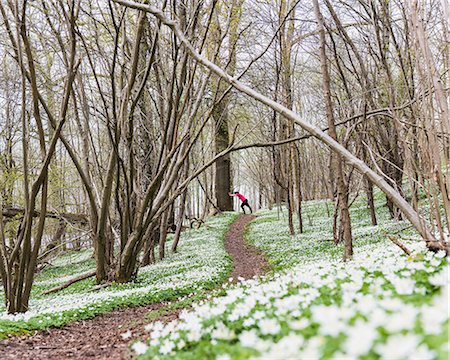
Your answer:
[2,206,88,224]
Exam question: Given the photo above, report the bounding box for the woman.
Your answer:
[229,191,253,214]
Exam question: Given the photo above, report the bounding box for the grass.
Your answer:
[248,191,417,270]
[136,193,448,360]
[0,212,238,339]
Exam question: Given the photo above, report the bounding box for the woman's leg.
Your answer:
[240,202,246,214]
[246,203,253,214]
[242,200,252,214]
[243,200,253,214]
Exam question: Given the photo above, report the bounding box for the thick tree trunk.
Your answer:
[211,0,243,212]
[214,102,233,211]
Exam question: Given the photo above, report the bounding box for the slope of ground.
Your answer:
[0,213,237,338]
[133,197,449,359]
[0,213,267,359]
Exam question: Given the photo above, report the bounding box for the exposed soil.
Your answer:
[224,214,268,281]
[0,214,267,359]
[0,302,178,360]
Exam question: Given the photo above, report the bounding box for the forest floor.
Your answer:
[0,214,266,360]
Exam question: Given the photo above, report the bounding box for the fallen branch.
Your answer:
[42,269,96,296]
[388,235,412,256]
[88,283,112,292]
[2,206,88,224]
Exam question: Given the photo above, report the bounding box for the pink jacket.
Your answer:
[232,193,247,202]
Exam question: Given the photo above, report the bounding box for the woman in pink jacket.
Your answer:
[229,191,253,214]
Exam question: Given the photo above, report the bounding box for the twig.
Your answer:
[388,235,412,255]
[42,269,96,295]
[88,283,112,292]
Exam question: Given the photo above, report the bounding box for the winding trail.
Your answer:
[224,214,268,281]
[0,214,267,359]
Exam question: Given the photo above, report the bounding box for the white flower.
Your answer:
[301,337,324,359]
[385,305,418,332]
[276,333,304,351]
[290,318,309,330]
[186,328,202,342]
[243,317,255,327]
[376,334,420,359]
[160,340,175,355]
[228,302,253,321]
[429,257,442,267]
[211,322,235,340]
[420,306,447,335]
[310,305,348,336]
[120,330,132,340]
[131,341,149,355]
[239,329,261,348]
[259,318,281,335]
[262,333,304,359]
[410,345,435,360]
[342,320,377,357]
[429,266,449,287]
[393,277,415,295]
[149,338,160,347]
[341,281,362,293]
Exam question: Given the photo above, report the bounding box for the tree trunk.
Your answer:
[172,188,188,253]
[366,178,378,226]
[159,210,170,260]
[313,0,353,259]
[214,104,233,211]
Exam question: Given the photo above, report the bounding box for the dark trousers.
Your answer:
[241,199,253,214]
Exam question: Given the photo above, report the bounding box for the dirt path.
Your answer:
[224,214,268,281]
[0,214,267,359]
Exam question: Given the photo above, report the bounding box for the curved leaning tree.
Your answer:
[113,0,447,252]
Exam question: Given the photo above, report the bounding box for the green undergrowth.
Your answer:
[135,194,448,360]
[0,212,239,339]
[144,287,229,323]
[248,191,417,270]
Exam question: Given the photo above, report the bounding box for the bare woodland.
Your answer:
[0,0,448,313]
